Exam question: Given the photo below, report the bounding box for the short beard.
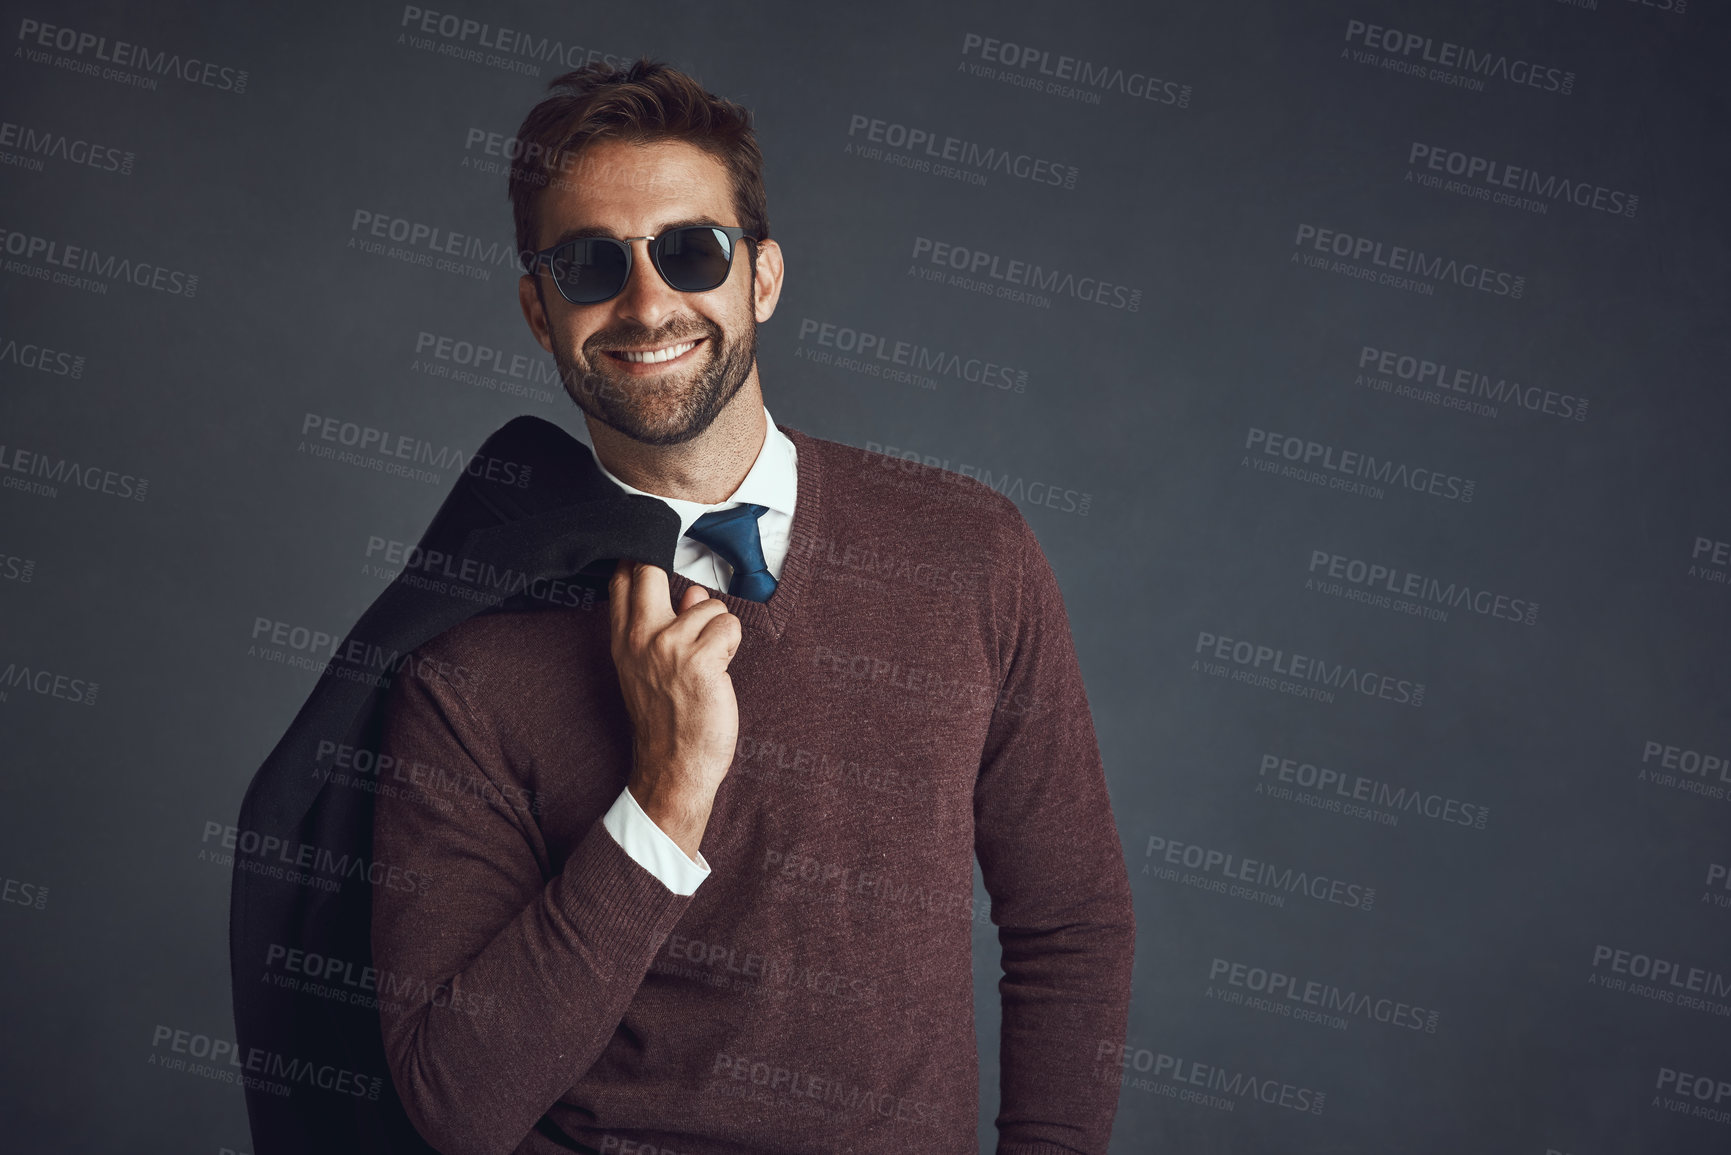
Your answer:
[552,307,758,447]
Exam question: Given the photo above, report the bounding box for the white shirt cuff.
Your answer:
[601,784,711,896]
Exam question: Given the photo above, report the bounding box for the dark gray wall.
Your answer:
[2,1,1727,1152]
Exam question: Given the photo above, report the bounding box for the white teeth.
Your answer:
[615,340,696,364]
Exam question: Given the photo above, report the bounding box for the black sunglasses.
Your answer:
[523,224,757,305]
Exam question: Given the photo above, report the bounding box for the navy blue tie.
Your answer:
[685,503,776,602]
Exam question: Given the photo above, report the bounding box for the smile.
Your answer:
[606,338,703,365]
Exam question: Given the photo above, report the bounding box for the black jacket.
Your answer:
[228,414,680,1154]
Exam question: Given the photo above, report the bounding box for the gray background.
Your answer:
[2,0,1728,1152]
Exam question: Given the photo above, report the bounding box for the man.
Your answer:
[371,57,1135,1155]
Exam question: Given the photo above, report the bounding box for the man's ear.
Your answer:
[518,274,555,355]
[751,239,784,324]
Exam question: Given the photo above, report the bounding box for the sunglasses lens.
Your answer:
[549,238,628,303]
[657,227,736,292]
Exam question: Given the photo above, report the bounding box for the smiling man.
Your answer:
[369,58,1135,1155]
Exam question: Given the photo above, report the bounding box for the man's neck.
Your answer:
[588,387,768,505]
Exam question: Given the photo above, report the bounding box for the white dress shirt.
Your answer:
[589,405,798,895]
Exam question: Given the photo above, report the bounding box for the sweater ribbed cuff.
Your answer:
[548,816,693,982]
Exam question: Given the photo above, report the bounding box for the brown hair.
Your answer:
[509,56,769,274]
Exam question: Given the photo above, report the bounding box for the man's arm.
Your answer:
[371,660,692,1155]
[974,512,1137,1155]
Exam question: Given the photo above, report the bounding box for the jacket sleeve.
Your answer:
[973,511,1137,1155]
[370,654,693,1155]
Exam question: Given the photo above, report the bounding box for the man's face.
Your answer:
[518,137,781,446]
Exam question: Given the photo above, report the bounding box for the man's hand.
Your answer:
[608,558,742,863]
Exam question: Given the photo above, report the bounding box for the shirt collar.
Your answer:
[590,404,796,539]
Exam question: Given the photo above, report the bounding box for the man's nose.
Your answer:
[611,237,683,327]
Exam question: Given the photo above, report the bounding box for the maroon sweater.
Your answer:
[370,425,1136,1155]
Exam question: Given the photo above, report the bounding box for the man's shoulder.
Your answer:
[783,427,1044,613]
[791,426,1031,541]
[396,600,609,703]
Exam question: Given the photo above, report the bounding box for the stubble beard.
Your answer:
[553,312,758,447]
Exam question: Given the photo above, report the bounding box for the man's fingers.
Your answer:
[627,557,676,638]
[612,560,739,660]
[692,602,744,664]
[611,558,674,650]
[609,558,634,648]
[661,594,733,649]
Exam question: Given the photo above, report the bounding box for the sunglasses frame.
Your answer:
[524,224,758,305]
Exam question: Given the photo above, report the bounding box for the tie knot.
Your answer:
[685,504,776,602]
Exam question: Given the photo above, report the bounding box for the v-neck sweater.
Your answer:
[370,424,1136,1155]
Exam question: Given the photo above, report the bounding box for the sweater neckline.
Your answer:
[664,422,821,643]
